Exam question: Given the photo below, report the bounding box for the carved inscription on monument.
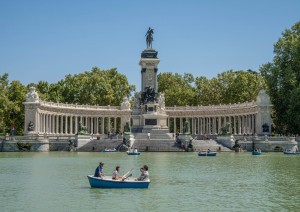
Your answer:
[145,119,157,125]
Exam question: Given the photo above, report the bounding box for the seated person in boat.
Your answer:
[134,148,138,153]
[136,165,149,181]
[112,166,123,180]
[207,149,211,153]
[94,162,105,178]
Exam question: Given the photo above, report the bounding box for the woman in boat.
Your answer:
[112,166,123,180]
[136,165,149,181]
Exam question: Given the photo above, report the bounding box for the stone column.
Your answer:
[207,117,210,134]
[60,115,63,134]
[65,115,68,134]
[199,117,202,135]
[251,114,255,134]
[101,117,104,134]
[43,114,45,133]
[213,117,216,134]
[180,118,183,133]
[45,114,48,133]
[218,117,221,134]
[51,115,54,134]
[70,116,73,134]
[114,117,117,132]
[90,117,93,134]
[96,117,99,134]
[238,116,241,134]
[228,116,232,134]
[55,115,58,134]
[240,116,243,134]
[48,115,51,134]
[234,116,236,135]
[108,117,111,132]
[75,116,78,134]
[174,117,177,133]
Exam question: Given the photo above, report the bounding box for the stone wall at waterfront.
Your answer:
[0,136,73,152]
[216,135,299,152]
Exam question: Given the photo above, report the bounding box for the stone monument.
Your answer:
[256,90,272,135]
[131,28,168,132]
[23,87,40,135]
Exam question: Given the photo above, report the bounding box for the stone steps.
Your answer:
[132,139,182,152]
[133,133,173,140]
[192,139,232,152]
[77,139,123,152]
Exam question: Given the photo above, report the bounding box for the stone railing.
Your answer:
[1,135,76,141]
[165,101,257,111]
[39,101,121,110]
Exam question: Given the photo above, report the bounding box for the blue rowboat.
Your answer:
[127,151,141,155]
[87,175,150,188]
[198,152,217,156]
[252,151,262,155]
[103,148,117,152]
[283,151,300,155]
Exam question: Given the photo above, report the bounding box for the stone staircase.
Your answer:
[192,139,232,152]
[132,129,182,151]
[77,138,123,152]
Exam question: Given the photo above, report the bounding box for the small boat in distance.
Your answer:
[283,151,300,155]
[87,175,150,188]
[198,152,217,156]
[252,151,262,155]
[103,148,117,152]
[127,151,141,155]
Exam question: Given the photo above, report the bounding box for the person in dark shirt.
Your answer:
[94,162,105,178]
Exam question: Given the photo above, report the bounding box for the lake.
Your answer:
[0,152,299,211]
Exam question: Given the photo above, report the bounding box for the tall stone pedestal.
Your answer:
[75,134,91,148]
[132,47,169,133]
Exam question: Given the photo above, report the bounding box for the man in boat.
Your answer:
[94,162,105,178]
[136,165,149,181]
[112,166,124,180]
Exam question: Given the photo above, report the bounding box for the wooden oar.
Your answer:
[122,168,134,179]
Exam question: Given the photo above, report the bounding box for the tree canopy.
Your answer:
[0,73,27,135]
[158,70,265,107]
[260,21,300,134]
[31,67,135,106]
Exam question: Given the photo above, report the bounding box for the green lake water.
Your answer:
[0,152,299,212]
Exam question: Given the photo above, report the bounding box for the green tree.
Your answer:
[0,73,10,134]
[260,21,300,134]
[157,72,196,106]
[194,70,265,106]
[34,67,135,106]
[0,73,26,135]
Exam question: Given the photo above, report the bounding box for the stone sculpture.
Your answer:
[26,87,39,102]
[145,27,154,48]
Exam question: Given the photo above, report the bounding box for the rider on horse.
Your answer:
[145,27,154,48]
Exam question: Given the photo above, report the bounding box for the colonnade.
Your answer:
[168,114,256,135]
[36,113,123,135]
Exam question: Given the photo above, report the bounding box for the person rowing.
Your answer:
[112,166,124,180]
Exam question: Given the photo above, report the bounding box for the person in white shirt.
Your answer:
[136,165,149,181]
[112,166,123,180]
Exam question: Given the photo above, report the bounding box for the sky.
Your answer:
[1,0,300,91]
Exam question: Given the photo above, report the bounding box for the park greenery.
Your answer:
[0,21,299,135]
[260,21,300,134]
